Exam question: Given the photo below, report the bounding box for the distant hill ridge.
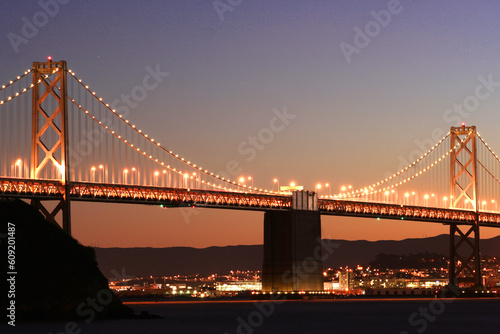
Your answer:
[94,235,500,278]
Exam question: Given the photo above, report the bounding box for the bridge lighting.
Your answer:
[54,163,64,175]
[14,159,22,177]
[97,165,105,182]
[316,184,322,195]
[122,169,129,184]
[47,56,52,62]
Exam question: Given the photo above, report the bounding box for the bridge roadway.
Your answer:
[2,177,500,227]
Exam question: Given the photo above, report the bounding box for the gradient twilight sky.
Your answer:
[2,0,500,247]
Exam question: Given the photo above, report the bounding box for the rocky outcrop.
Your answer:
[0,199,134,322]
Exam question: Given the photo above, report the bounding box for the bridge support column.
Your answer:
[31,59,71,235]
[449,222,482,288]
[262,191,323,292]
[448,125,482,289]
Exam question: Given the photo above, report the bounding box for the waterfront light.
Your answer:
[14,159,22,178]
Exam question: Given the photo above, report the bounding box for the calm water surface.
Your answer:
[9,298,500,334]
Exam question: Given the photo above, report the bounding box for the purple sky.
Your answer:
[2,0,500,247]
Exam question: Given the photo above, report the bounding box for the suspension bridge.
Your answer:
[1,59,500,291]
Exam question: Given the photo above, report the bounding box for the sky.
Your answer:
[2,0,500,247]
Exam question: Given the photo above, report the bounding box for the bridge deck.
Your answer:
[1,178,500,227]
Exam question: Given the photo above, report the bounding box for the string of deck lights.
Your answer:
[0,69,31,92]
[337,132,452,198]
[65,69,273,194]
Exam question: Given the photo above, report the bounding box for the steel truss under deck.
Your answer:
[2,178,500,227]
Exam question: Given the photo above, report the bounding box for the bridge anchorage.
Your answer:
[2,59,500,291]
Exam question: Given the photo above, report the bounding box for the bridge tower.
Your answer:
[449,125,481,288]
[31,59,71,234]
[262,191,324,291]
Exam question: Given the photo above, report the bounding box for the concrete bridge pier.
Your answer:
[262,191,323,291]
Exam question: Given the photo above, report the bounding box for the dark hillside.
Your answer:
[0,199,134,321]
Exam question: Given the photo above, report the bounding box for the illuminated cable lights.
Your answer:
[341,131,479,202]
[343,146,458,200]
[66,70,270,194]
[0,69,31,92]
[337,133,451,198]
[1,67,60,105]
[69,97,256,192]
[0,82,37,105]
[478,134,500,166]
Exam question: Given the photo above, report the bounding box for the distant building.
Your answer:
[216,281,262,293]
[339,270,354,291]
[323,282,340,290]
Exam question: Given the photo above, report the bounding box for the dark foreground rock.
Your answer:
[0,198,153,322]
